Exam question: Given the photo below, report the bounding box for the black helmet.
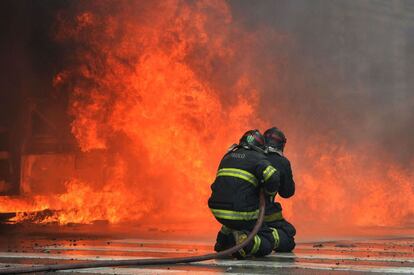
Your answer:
[239,129,265,150]
[264,127,287,152]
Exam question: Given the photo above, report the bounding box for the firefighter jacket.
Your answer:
[208,146,280,221]
[264,152,295,222]
[267,153,295,198]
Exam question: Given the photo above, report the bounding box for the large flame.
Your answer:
[1,0,264,228]
[281,145,414,236]
[0,0,413,237]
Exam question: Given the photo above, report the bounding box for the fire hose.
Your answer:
[0,190,266,274]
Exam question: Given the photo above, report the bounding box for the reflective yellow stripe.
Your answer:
[239,248,246,257]
[264,211,283,222]
[234,231,248,258]
[263,165,277,182]
[217,168,258,186]
[220,225,232,235]
[210,208,259,220]
[270,228,280,249]
[250,235,261,255]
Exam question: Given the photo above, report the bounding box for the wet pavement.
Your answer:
[0,229,413,274]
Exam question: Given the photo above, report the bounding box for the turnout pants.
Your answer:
[265,218,296,252]
[264,201,296,252]
[213,218,277,258]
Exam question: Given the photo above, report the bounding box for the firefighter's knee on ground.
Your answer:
[272,228,295,252]
[282,220,296,237]
[252,236,273,257]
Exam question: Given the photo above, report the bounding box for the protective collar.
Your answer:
[266,146,284,156]
[248,144,266,154]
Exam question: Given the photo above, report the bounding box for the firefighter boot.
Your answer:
[214,226,235,252]
[231,230,249,259]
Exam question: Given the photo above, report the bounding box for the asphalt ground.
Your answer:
[0,225,413,274]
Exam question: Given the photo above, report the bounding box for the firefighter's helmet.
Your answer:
[239,129,265,149]
[264,127,287,152]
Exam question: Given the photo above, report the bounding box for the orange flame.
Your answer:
[1,0,264,229]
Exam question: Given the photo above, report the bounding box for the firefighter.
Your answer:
[208,129,281,258]
[263,127,296,252]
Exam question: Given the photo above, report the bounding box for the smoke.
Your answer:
[229,0,414,234]
[231,0,414,163]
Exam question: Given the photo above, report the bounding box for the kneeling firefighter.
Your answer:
[208,130,281,258]
[263,127,296,252]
